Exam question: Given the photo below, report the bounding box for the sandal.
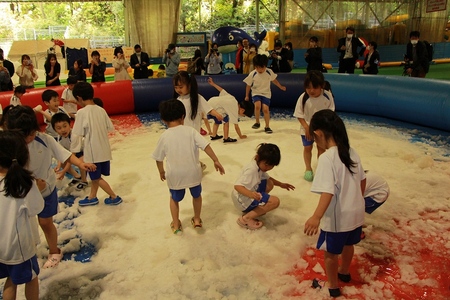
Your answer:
[170,220,183,235]
[223,137,237,143]
[312,278,341,297]
[210,135,223,140]
[191,217,203,228]
[236,216,263,230]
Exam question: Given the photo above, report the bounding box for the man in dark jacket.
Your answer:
[405,31,429,78]
[130,44,150,79]
[0,48,14,91]
[337,27,366,74]
[269,40,292,73]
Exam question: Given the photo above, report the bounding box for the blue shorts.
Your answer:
[317,226,362,254]
[0,255,39,285]
[170,184,202,202]
[252,95,271,106]
[207,114,229,124]
[301,135,314,147]
[243,179,270,213]
[365,197,385,214]
[88,161,110,180]
[38,188,58,218]
[75,151,83,158]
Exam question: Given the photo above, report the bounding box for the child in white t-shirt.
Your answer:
[35,89,70,138]
[364,170,389,214]
[10,85,26,106]
[207,77,254,142]
[293,70,335,182]
[61,76,78,118]
[304,109,365,298]
[232,143,295,230]
[152,99,225,234]
[243,54,286,134]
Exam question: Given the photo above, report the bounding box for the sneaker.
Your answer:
[79,197,99,206]
[75,181,88,191]
[210,135,223,140]
[104,196,122,205]
[264,127,273,134]
[69,178,81,186]
[223,137,237,143]
[252,123,260,129]
[304,170,314,182]
[338,273,351,283]
[43,250,63,268]
[312,278,341,298]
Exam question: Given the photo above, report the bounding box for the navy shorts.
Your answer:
[252,95,271,106]
[88,161,110,180]
[207,114,229,124]
[0,255,39,285]
[38,188,58,218]
[243,179,270,213]
[301,135,314,147]
[316,226,362,254]
[365,197,385,214]
[75,151,84,158]
[170,184,202,202]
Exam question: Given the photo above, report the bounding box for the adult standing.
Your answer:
[89,50,106,83]
[51,38,65,59]
[68,59,87,82]
[363,41,380,75]
[337,27,366,74]
[112,47,131,81]
[269,40,291,73]
[235,40,244,74]
[205,43,223,75]
[239,39,250,74]
[44,53,61,86]
[16,54,38,89]
[405,31,429,78]
[284,42,294,70]
[164,43,180,77]
[130,44,150,79]
[189,49,205,76]
[243,44,257,74]
[305,36,323,72]
[0,48,14,91]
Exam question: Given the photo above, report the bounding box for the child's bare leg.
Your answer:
[170,197,180,228]
[38,217,59,254]
[324,251,339,289]
[80,169,87,183]
[68,166,81,179]
[303,145,313,171]
[338,245,354,275]
[262,104,270,128]
[98,178,117,198]
[25,277,39,300]
[212,123,220,137]
[223,122,230,139]
[89,179,100,199]
[2,277,17,300]
[244,196,279,220]
[254,101,261,124]
[203,117,212,135]
[192,195,202,225]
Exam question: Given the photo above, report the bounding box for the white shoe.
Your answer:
[43,250,63,268]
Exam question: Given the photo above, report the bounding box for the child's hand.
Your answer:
[214,161,225,175]
[80,163,96,172]
[304,215,321,236]
[159,171,166,181]
[207,77,214,85]
[280,85,286,91]
[244,96,249,101]
[305,130,312,141]
[280,182,295,191]
[55,170,65,180]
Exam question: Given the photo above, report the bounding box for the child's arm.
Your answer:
[361,178,366,197]
[65,154,96,172]
[304,192,333,236]
[245,85,251,101]
[37,109,53,122]
[156,161,165,181]
[203,145,225,174]
[270,177,295,191]
[234,185,262,201]
[298,118,312,141]
[208,109,224,121]
[234,124,247,139]
[55,161,71,180]
[207,77,223,92]
[272,79,286,91]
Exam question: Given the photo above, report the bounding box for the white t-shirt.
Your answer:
[177,94,212,132]
[207,90,240,124]
[293,90,335,135]
[10,95,21,106]
[152,125,210,189]
[243,68,277,98]
[44,107,70,138]
[72,104,114,163]
[61,87,77,114]
[364,171,390,203]
[0,180,44,265]
[311,146,365,232]
[28,132,72,197]
[231,160,270,211]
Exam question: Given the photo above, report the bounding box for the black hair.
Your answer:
[369,41,378,50]
[50,112,71,130]
[159,99,186,122]
[0,104,13,128]
[93,97,104,107]
[274,40,283,48]
[309,36,319,43]
[285,42,293,49]
[309,110,356,174]
[91,50,100,57]
[304,70,325,89]
[168,44,176,50]
[75,59,83,69]
[255,143,281,166]
[409,31,420,38]
[249,43,258,50]
[72,81,94,100]
[44,53,58,68]
[158,64,165,70]
[66,76,77,85]
[172,71,198,121]
[239,101,254,118]
[14,85,26,94]
[5,105,40,137]
[114,47,123,57]
[0,131,34,198]
[134,44,141,50]
[253,54,268,68]
[42,89,59,103]
[21,54,31,63]
[193,49,202,59]
[346,27,355,33]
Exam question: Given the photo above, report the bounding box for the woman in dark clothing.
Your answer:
[89,50,106,82]
[304,36,323,72]
[363,41,380,75]
[44,53,61,86]
[68,59,87,82]
[192,49,205,76]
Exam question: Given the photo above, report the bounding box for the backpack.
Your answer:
[302,81,333,110]
[187,57,199,74]
[423,41,433,62]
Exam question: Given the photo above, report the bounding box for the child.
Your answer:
[207,77,254,142]
[10,85,26,106]
[364,170,389,214]
[243,54,286,134]
[232,143,295,229]
[157,64,166,78]
[293,70,335,182]
[5,105,96,269]
[0,131,44,300]
[68,59,86,82]
[304,109,365,298]
[72,82,122,206]
[51,113,87,190]
[35,89,70,138]
[61,76,78,118]
[152,99,225,234]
